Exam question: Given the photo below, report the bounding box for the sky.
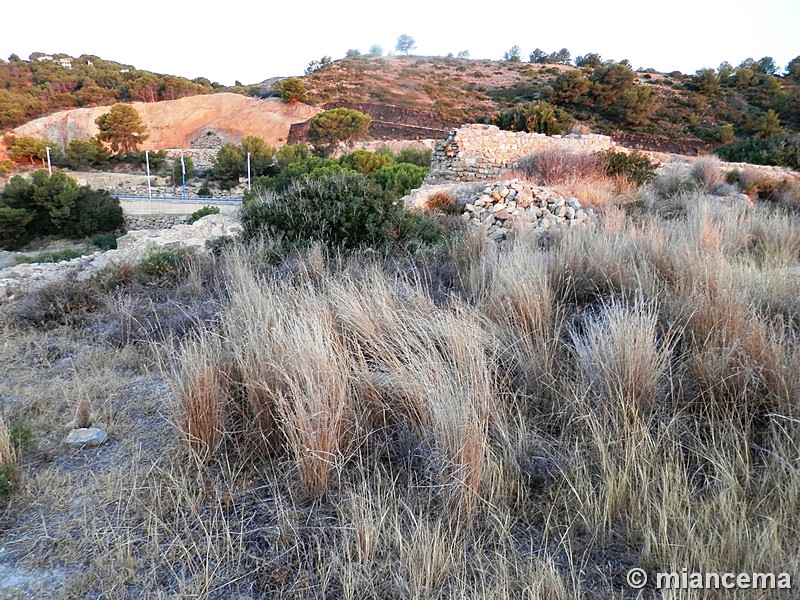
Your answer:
[1,0,798,86]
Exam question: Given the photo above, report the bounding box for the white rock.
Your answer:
[65,428,109,448]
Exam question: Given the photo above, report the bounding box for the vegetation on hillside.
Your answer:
[301,53,800,150]
[0,53,220,130]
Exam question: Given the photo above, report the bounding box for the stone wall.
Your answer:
[125,214,189,230]
[425,124,619,184]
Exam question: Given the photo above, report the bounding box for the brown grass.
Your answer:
[1,180,799,598]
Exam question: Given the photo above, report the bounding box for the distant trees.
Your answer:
[65,139,111,170]
[9,136,50,166]
[368,44,383,56]
[503,46,522,63]
[95,104,148,155]
[307,108,372,155]
[305,56,332,75]
[530,48,571,65]
[275,77,307,103]
[396,35,416,56]
[786,56,800,81]
[493,101,574,135]
[211,136,277,189]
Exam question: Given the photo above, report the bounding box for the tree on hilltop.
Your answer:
[95,104,148,155]
[396,35,416,56]
[275,77,307,103]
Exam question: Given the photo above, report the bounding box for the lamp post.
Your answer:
[145,150,152,200]
[180,151,186,200]
[247,152,251,191]
[45,147,52,175]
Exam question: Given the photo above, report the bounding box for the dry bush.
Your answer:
[514,148,602,185]
[690,154,724,191]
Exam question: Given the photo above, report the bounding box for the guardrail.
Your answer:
[113,194,243,204]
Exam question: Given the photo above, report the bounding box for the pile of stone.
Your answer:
[461,179,595,241]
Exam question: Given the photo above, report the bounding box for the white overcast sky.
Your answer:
[2,0,797,86]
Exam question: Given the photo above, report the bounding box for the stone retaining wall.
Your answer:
[125,214,189,230]
[425,124,619,183]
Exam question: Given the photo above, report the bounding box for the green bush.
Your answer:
[395,147,432,167]
[596,149,657,185]
[186,205,220,225]
[197,186,213,198]
[91,233,119,251]
[0,171,123,249]
[134,247,190,281]
[240,171,445,252]
[714,135,799,168]
[371,163,427,198]
[339,150,394,173]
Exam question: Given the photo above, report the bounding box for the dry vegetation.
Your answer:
[1,169,800,598]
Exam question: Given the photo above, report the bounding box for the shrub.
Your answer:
[395,147,432,167]
[0,206,34,250]
[371,163,427,197]
[12,279,103,329]
[339,150,394,174]
[515,148,601,184]
[307,108,372,155]
[652,168,696,198]
[426,191,456,213]
[0,171,123,248]
[275,77,307,103]
[186,205,220,225]
[240,171,445,252]
[715,135,799,169]
[690,155,724,191]
[133,246,192,284]
[493,101,574,135]
[596,149,657,185]
[197,186,212,198]
[90,233,119,251]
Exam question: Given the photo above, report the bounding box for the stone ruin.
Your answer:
[425,124,620,184]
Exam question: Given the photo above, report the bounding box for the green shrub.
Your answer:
[197,186,213,198]
[186,205,220,225]
[714,135,799,168]
[0,206,34,250]
[240,171,445,252]
[0,171,123,249]
[371,163,427,198]
[596,149,657,185]
[133,246,191,284]
[395,147,432,167]
[339,150,394,173]
[90,233,119,251]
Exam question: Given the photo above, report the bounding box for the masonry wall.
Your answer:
[425,124,619,183]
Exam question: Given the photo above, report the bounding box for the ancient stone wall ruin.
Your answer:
[424,124,619,184]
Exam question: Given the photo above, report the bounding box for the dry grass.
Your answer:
[690,154,724,191]
[1,180,799,598]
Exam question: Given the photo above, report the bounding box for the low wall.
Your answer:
[425,124,619,183]
[125,214,188,230]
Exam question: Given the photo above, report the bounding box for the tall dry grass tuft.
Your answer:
[690,154,724,191]
[0,416,17,468]
[172,332,227,461]
[571,301,671,422]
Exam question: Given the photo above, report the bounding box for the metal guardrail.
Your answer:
[113,194,243,204]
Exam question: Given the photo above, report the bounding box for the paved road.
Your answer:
[119,199,241,216]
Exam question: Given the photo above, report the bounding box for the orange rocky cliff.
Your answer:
[8,93,321,150]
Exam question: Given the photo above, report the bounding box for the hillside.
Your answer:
[0,53,223,131]
[301,55,800,147]
[9,93,320,150]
